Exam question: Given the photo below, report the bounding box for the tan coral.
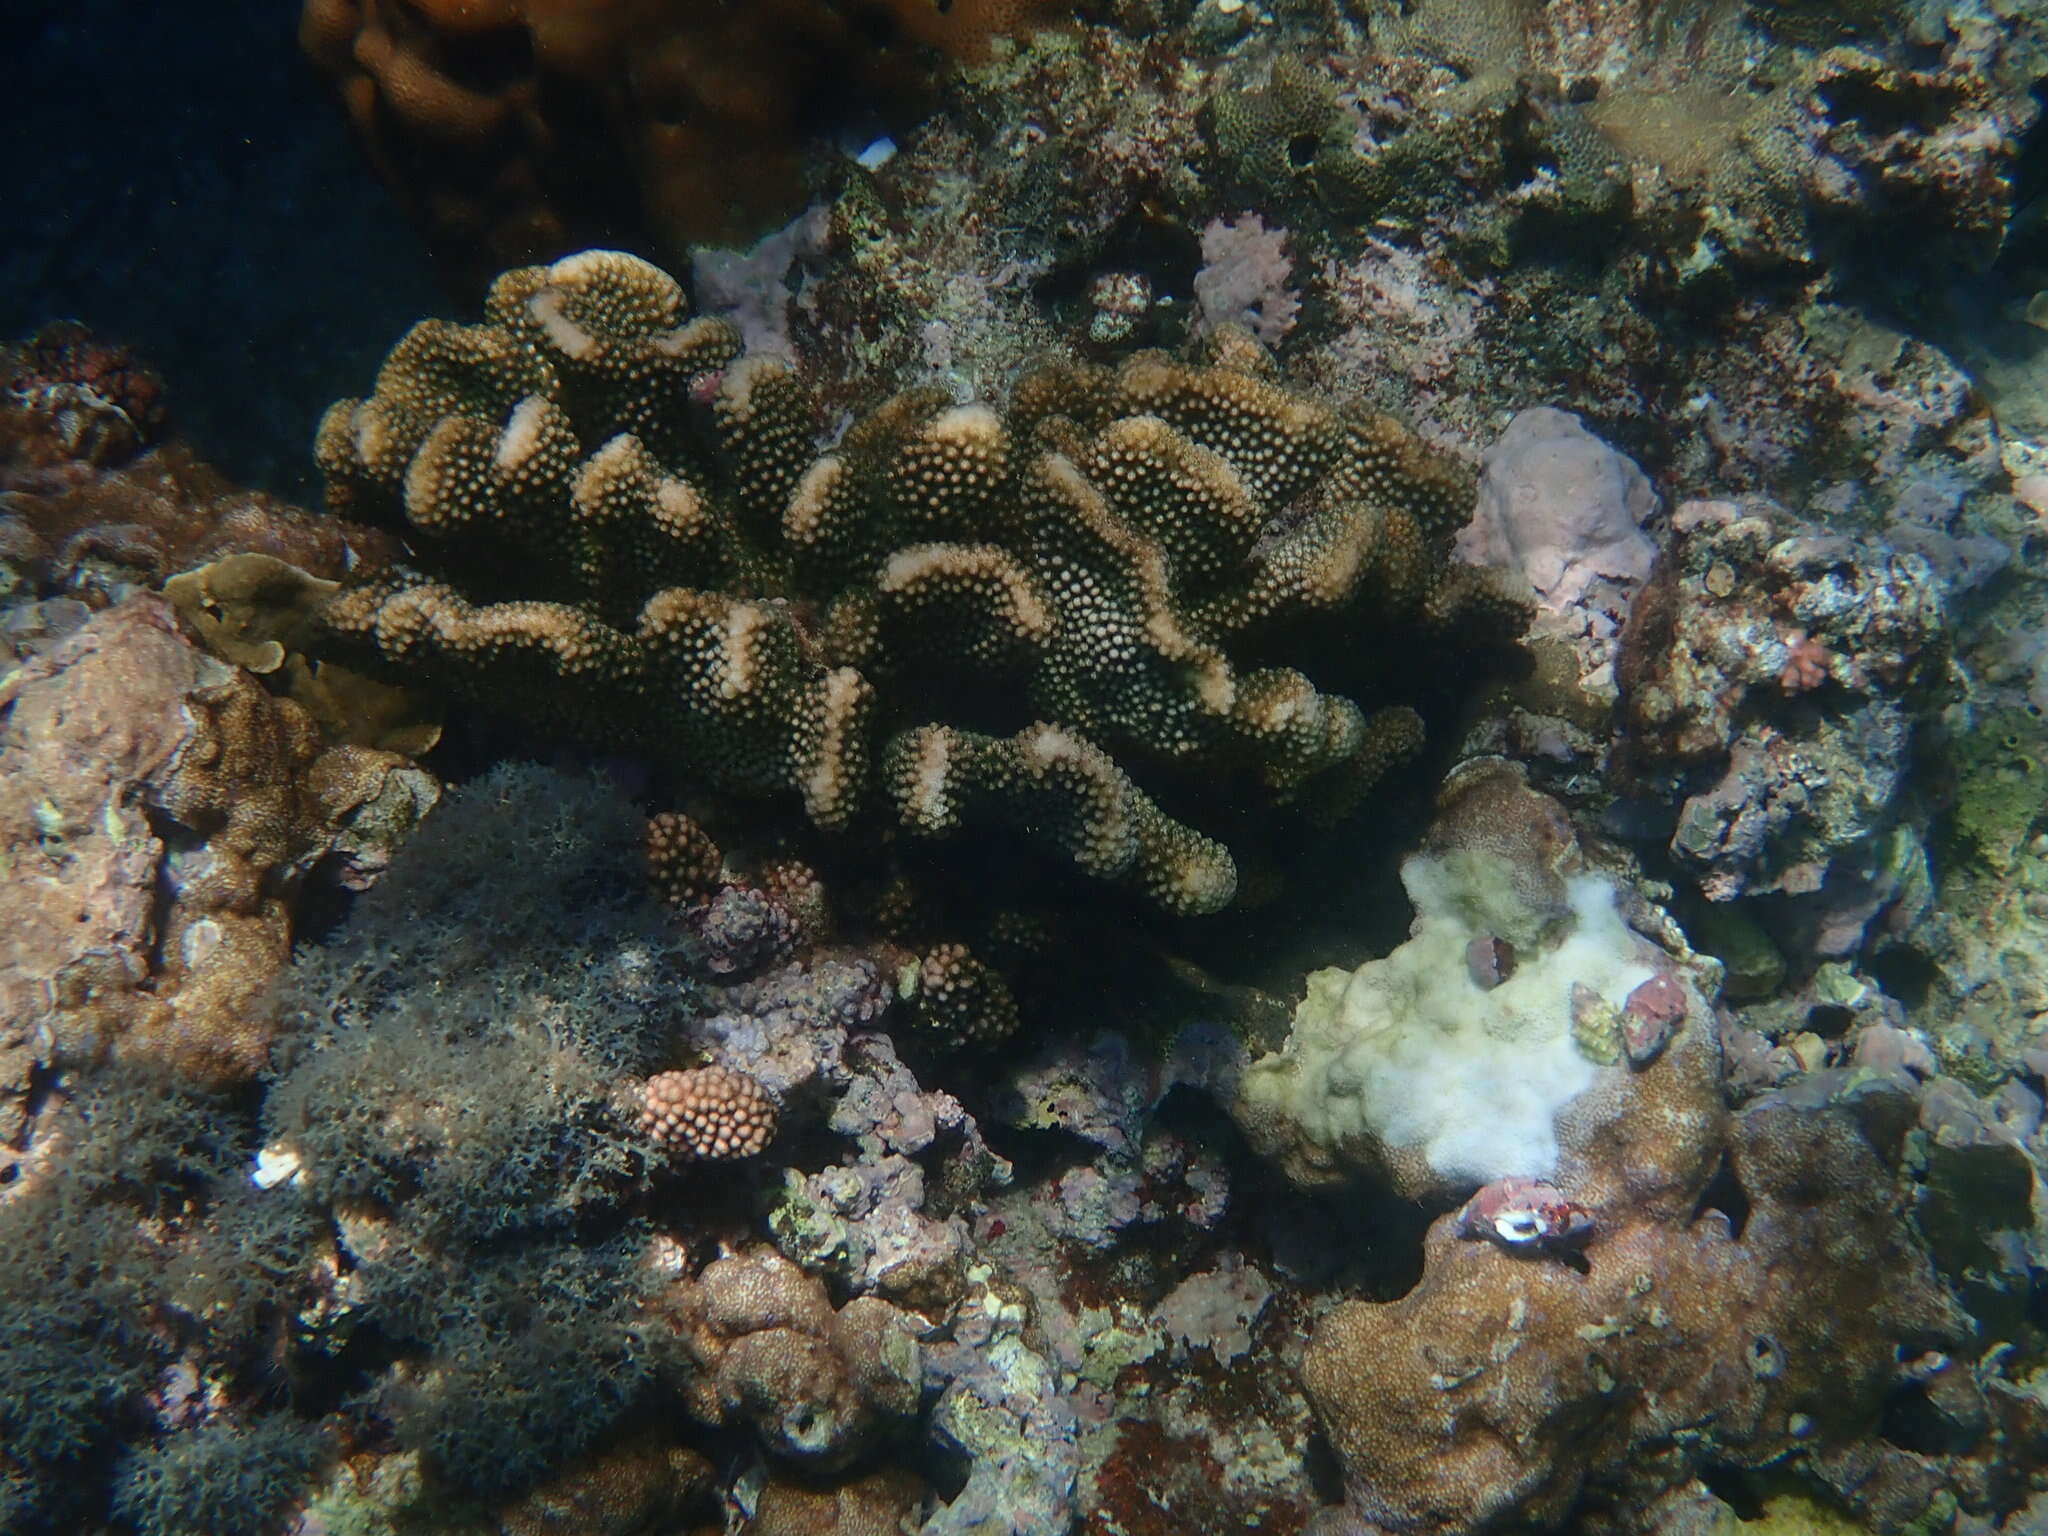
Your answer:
[662,1247,925,1471]
[163,552,442,755]
[750,1467,929,1536]
[911,941,1022,1049]
[314,250,1527,923]
[497,1433,714,1536]
[1303,1106,1970,1535]
[0,597,438,1088]
[645,811,724,910]
[641,1066,778,1160]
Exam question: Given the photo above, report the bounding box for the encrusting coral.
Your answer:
[0,596,437,1089]
[663,1246,926,1472]
[311,248,1527,921]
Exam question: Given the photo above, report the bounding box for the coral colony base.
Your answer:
[5,0,2048,1528]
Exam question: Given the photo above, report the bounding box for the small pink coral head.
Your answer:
[1456,1176,1594,1249]
[1778,628,1830,693]
[641,1065,777,1160]
[1622,972,1686,1067]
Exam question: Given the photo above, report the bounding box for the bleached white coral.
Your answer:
[1242,851,1655,1188]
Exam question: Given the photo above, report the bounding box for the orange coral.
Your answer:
[301,0,1059,289]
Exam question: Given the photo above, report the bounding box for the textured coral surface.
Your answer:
[0,596,434,1088]
[313,249,1525,915]
[8,0,2048,1530]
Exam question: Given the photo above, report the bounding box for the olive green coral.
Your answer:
[314,250,1523,914]
[1945,706,2048,874]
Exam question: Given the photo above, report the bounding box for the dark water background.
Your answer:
[2,0,446,495]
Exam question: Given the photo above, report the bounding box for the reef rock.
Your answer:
[1617,497,1953,958]
[0,595,435,1089]
[1459,406,1657,689]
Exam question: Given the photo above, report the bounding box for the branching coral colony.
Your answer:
[307,250,1527,971]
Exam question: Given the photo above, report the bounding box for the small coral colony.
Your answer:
[6,0,2048,1533]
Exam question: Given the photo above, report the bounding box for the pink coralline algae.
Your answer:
[1457,407,1659,695]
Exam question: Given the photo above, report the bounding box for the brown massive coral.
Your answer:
[1303,1101,1977,1535]
[664,1247,925,1472]
[311,249,1526,920]
[0,597,437,1088]
[300,0,1057,289]
[1290,765,1998,1535]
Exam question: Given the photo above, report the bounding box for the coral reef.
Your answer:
[14,3,2048,1533]
[0,324,401,623]
[741,0,2040,529]
[0,435,392,618]
[243,762,1057,1525]
[0,1071,330,1534]
[0,596,436,1089]
[310,249,1526,920]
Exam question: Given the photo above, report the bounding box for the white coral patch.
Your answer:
[718,605,764,699]
[528,286,596,360]
[495,395,552,469]
[906,730,955,827]
[784,456,845,544]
